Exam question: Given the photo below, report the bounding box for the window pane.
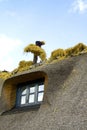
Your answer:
[30,87,35,93]
[29,94,35,103]
[38,92,44,102]
[21,96,26,105]
[21,87,27,95]
[38,85,44,92]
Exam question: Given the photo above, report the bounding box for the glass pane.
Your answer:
[21,87,27,95]
[29,94,35,103]
[21,96,26,105]
[30,87,35,93]
[38,85,44,92]
[38,92,44,102]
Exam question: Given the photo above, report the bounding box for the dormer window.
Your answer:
[16,79,44,107]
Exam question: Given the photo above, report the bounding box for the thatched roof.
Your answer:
[0,53,87,130]
[0,78,4,96]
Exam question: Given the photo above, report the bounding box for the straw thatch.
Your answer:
[40,41,45,45]
[65,43,87,56]
[12,60,33,74]
[0,53,87,130]
[50,49,66,61]
[24,44,46,61]
[0,71,11,79]
[19,60,33,68]
[49,43,87,63]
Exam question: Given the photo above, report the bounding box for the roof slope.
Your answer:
[0,78,4,96]
[0,54,87,130]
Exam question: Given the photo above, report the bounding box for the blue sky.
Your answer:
[0,0,87,71]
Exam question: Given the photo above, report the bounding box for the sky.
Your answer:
[0,0,87,71]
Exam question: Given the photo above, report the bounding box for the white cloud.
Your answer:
[0,34,23,71]
[70,0,87,13]
[1,57,15,72]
